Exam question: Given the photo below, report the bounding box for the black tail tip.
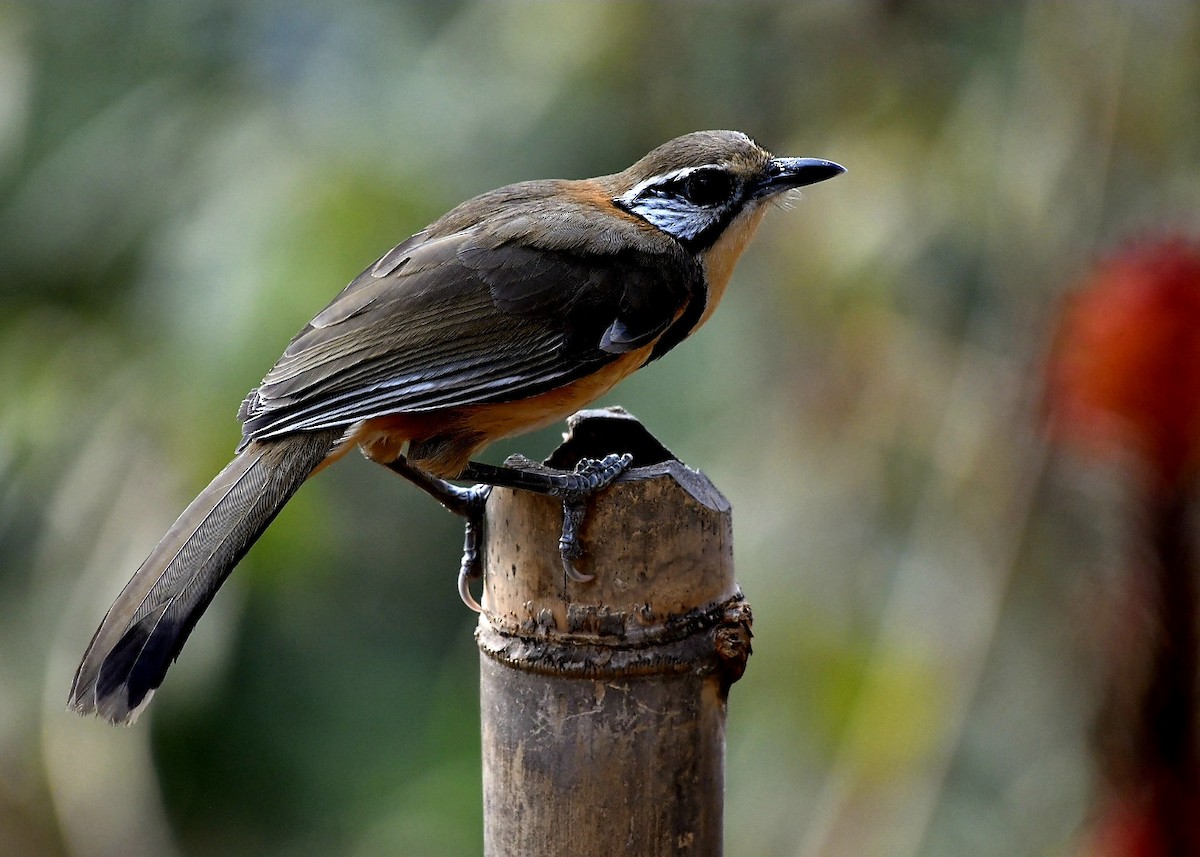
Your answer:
[68,683,152,726]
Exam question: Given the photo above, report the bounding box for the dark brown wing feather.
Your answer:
[238,181,703,444]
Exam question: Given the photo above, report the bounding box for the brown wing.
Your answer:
[237,182,703,445]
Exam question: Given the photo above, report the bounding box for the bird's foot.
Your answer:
[383,454,491,612]
[546,454,632,582]
[456,485,491,613]
[387,450,632,609]
[460,452,633,582]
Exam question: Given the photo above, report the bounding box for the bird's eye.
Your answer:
[681,170,734,207]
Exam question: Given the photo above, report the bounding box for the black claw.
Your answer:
[559,500,593,582]
[457,485,490,612]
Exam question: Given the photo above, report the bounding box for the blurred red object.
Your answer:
[1048,237,1200,857]
[1047,238,1200,489]
[1085,792,1166,857]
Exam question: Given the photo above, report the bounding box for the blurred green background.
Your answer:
[3,1,1198,855]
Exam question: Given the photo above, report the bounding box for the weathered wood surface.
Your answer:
[476,411,752,857]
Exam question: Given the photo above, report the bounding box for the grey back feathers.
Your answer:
[69,428,341,724]
[235,185,702,447]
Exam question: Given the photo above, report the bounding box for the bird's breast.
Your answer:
[695,204,769,329]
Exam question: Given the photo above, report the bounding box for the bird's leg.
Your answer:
[459,453,633,582]
[384,455,490,612]
[384,452,632,609]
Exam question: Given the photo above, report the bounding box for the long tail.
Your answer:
[69,429,342,724]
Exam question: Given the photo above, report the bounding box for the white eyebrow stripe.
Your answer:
[620,163,725,202]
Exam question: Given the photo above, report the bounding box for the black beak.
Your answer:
[751,157,845,199]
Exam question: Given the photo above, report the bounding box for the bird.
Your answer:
[69,129,844,724]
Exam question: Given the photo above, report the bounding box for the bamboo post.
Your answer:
[476,409,753,857]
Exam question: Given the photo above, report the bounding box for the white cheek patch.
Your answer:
[624,197,723,242]
[616,162,736,243]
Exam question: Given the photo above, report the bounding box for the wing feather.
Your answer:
[239,183,703,444]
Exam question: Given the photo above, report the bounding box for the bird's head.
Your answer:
[609,130,844,252]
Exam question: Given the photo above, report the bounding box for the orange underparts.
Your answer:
[325,343,656,479]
